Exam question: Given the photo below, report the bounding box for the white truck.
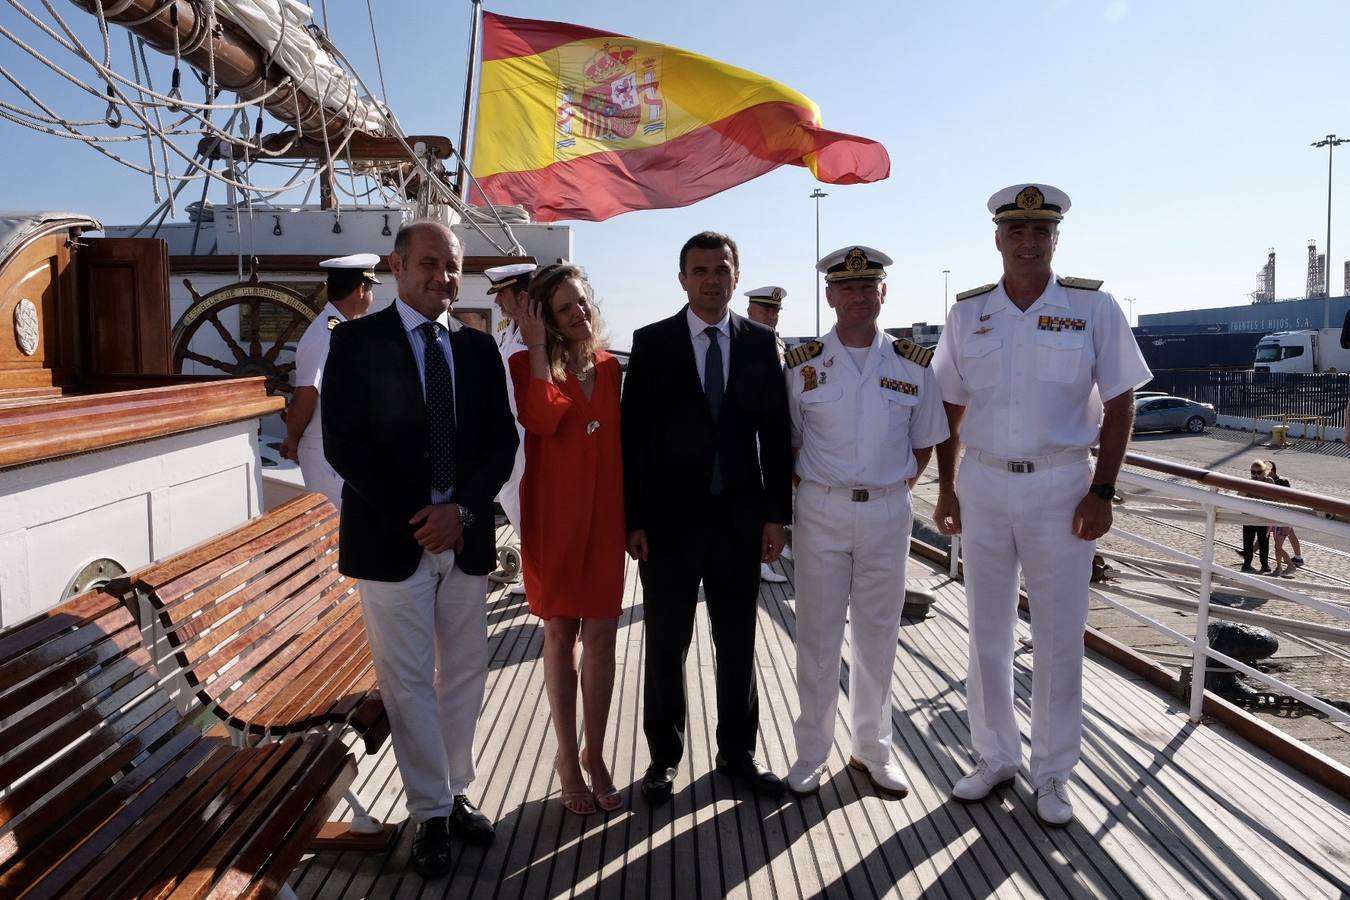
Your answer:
[1253,320,1350,374]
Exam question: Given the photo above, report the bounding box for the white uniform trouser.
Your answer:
[792,480,913,768]
[298,438,342,505]
[956,452,1095,787]
[496,424,525,529]
[359,549,488,821]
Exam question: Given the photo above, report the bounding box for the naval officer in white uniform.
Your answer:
[785,246,949,798]
[486,263,537,594]
[931,184,1150,825]
[745,285,791,583]
[280,252,378,502]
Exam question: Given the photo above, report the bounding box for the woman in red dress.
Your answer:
[511,264,626,815]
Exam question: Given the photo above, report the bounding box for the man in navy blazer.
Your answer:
[622,231,793,803]
[323,220,517,879]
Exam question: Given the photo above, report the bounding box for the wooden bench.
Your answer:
[130,493,388,754]
[127,492,393,847]
[0,587,355,898]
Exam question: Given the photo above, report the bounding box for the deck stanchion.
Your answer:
[1188,500,1218,722]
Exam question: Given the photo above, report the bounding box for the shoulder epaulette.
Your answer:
[784,340,824,368]
[1057,276,1104,291]
[892,338,934,368]
[955,283,997,301]
[326,316,339,331]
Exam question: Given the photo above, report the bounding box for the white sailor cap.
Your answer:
[319,252,381,283]
[816,246,892,283]
[987,183,1071,223]
[745,285,786,308]
[484,262,537,295]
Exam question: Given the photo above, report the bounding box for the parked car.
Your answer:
[1133,395,1217,433]
[1135,390,1169,400]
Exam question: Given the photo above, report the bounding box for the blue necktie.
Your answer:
[418,321,456,493]
[704,325,724,495]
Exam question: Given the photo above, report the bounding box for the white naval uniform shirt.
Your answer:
[496,320,527,413]
[932,274,1151,458]
[293,301,347,446]
[788,327,950,488]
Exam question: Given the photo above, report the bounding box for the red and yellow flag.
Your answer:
[469,13,890,222]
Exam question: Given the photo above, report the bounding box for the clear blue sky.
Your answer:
[4,1,1350,348]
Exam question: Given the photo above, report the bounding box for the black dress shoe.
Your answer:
[411,817,451,879]
[641,765,677,805]
[715,753,786,797]
[448,795,494,845]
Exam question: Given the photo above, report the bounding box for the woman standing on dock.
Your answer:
[511,264,626,815]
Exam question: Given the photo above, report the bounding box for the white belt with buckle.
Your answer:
[816,483,906,502]
[971,448,1089,474]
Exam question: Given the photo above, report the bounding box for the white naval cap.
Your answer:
[987,183,1071,223]
[484,262,538,294]
[318,252,381,282]
[815,246,893,283]
[745,285,786,308]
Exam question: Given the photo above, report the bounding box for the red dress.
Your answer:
[510,351,625,620]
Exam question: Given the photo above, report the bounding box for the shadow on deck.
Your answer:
[292,537,1350,899]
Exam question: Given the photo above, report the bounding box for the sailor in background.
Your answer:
[931,184,1150,826]
[745,284,791,583]
[784,246,948,798]
[486,262,537,595]
[280,252,378,503]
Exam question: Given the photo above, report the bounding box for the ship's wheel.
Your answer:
[172,274,319,395]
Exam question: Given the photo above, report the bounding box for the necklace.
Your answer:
[568,356,592,382]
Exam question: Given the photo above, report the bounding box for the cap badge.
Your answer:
[771,287,784,301]
[1016,186,1045,211]
[845,248,868,272]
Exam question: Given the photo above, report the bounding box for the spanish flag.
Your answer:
[470,13,890,222]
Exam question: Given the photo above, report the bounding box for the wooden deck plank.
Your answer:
[297,539,1350,900]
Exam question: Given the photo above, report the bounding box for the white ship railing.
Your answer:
[951,452,1350,726]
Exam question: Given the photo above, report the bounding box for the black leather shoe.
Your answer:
[448,795,494,845]
[715,753,786,797]
[641,765,677,805]
[410,817,451,879]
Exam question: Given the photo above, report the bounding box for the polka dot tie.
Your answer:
[418,321,457,493]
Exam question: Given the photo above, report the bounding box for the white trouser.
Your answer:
[956,452,1095,787]
[496,425,525,530]
[359,550,488,821]
[792,480,913,768]
[298,439,343,505]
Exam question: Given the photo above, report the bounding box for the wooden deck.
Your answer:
[293,536,1350,899]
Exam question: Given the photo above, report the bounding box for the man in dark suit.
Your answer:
[323,220,518,879]
[622,231,793,803]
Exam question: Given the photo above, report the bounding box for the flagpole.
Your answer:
[455,0,485,199]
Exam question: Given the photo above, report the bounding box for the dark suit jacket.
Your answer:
[621,306,792,544]
[322,303,518,581]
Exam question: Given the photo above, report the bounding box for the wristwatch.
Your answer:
[1087,483,1116,501]
[455,503,476,528]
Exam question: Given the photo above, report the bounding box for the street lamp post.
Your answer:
[810,188,828,336]
[1311,134,1346,326]
[942,269,950,319]
[1122,296,1136,326]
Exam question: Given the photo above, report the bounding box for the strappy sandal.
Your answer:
[556,753,595,815]
[580,747,625,813]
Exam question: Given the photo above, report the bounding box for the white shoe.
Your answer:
[508,582,527,595]
[848,757,909,798]
[1036,778,1073,826]
[951,759,1017,801]
[760,563,788,583]
[780,544,793,561]
[786,759,828,795]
